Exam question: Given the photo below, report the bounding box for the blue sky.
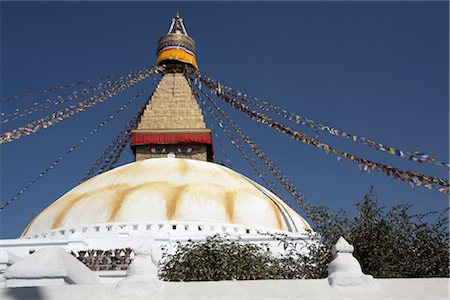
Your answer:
[1,1,448,238]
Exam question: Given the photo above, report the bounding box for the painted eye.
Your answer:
[177,147,192,154]
[151,147,167,154]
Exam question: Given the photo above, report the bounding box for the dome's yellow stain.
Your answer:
[224,191,235,223]
[165,184,190,220]
[52,184,130,229]
[108,184,151,222]
[267,199,283,230]
[21,214,39,237]
[177,159,190,175]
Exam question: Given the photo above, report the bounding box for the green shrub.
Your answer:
[312,188,449,278]
[158,235,326,281]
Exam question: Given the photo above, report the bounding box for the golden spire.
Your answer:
[130,15,212,162]
[156,13,198,71]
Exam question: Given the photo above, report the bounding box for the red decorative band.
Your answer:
[131,132,212,147]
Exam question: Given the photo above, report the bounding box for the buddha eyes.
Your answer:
[177,147,192,154]
[150,147,167,154]
[150,147,192,154]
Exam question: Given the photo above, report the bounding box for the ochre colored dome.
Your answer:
[22,159,310,237]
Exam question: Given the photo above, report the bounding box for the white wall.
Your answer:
[0,278,448,300]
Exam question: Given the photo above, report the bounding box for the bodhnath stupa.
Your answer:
[0,13,312,288]
[1,12,447,300]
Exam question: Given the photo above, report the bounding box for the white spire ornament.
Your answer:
[327,237,375,288]
[115,243,160,294]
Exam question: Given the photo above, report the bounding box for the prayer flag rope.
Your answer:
[106,131,133,170]
[206,119,233,168]
[1,68,140,102]
[92,118,136,175]
[193,88,285,203]
[82,101,145,180]
[82,76,161,181]
[82,126,131,181]
[192,77,449,195]
[0,68,155,144]
[2,81,115,123]
[100,105,146,173]
[1,69,149,123]
[82,126,130,181]
[187,77,232,168]
[0,87,150,211]
[196,73,449,170]
[194,86,316,222]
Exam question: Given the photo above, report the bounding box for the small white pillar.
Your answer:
[126,243,159,280]
[115,243,160,293]
[327,237,375,288]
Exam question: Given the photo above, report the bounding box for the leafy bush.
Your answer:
[311,188,449,278]
[158,235,326,281]
[159,188,449,281]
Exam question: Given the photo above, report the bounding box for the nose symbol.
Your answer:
[167,152,176,158]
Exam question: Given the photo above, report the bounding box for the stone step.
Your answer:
[146,102,198,108]
[144,109,202,116]
[138,122,205,129]
[141,115,205,123]
[152,93,192,99]
[139,118,205,127]
[147,100,197,106]
[152,91,192,95]
[154,90,192,96]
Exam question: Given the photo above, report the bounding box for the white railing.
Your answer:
[26,221,309,240]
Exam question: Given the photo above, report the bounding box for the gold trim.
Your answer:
[156,48,198,70]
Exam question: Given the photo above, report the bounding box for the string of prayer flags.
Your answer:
[2,80,118,124]
[196,73,449,170]
[193,95,232,167]
[0,68,155,144]
[192,76,449,195]
[105,132,133,170]
[1,66,151,102]
[82,128,130,181]
[0,87,150,211]
[1,69,149,124]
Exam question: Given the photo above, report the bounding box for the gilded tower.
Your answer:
[131,13,213,162]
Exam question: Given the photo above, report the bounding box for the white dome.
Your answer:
[22,158,311,237]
